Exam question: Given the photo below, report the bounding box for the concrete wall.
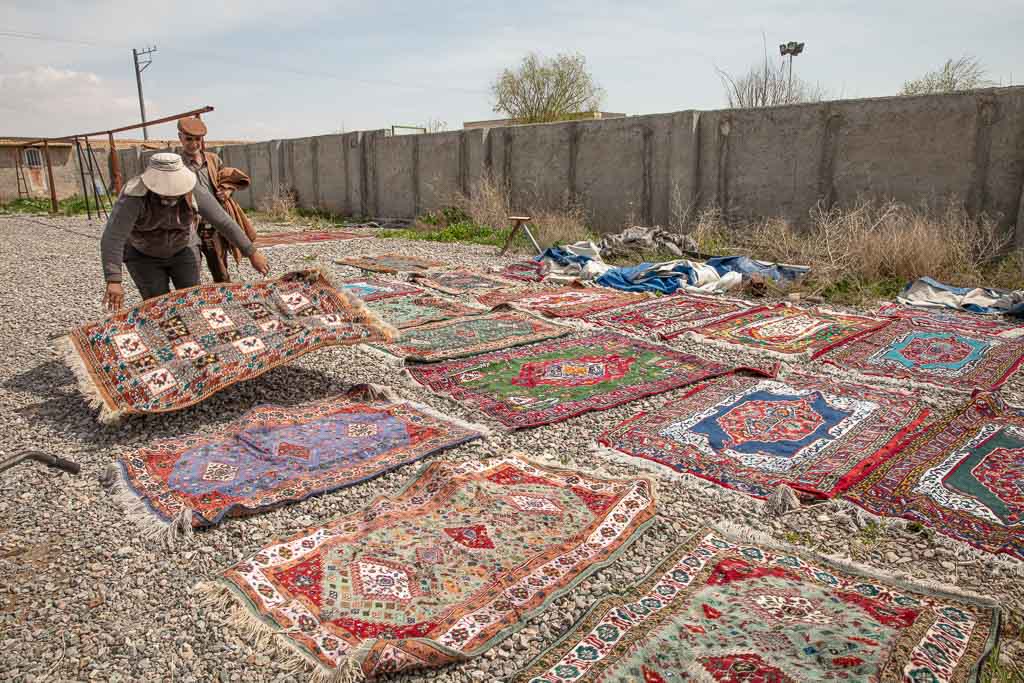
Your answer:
[110,87,1024,241]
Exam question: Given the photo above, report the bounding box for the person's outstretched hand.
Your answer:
[249,250,270,277]
[103,282,124,311]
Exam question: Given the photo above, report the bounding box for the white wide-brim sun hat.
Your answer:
[141,152,197,196]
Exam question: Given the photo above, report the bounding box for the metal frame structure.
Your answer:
[17,105,215,215]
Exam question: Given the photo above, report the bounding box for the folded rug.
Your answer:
[407,332,773,429]
[594,293,759,340]
[371,311,570,362]
[477,287,650,319]
[846,391,1024,561]
[365,292,485,329]
[514,525,999,683]
[336,254,443,273]
[254,231,372,248]
[411,269,517,296]
[107,385,486,543]
[599,372,931,500]
[60,270,396,423]
[200,454,656,680]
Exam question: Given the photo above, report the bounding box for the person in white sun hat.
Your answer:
[99,152,270,311]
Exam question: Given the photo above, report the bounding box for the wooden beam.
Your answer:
[42,140,58,214]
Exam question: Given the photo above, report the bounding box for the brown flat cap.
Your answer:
[177,116,208,136]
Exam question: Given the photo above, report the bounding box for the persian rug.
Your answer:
[514,526,999,683]
[847,392,1024,560]
[254,231,371,248]
[411,269,517,296]
[338,277,423,302]
[821,318,1024,392]
[60,270,397,423]
[594,293,760,340]
[877,302,1024,339]
[688,303,887,359]
[371,311,570,362]
[335,254,443,274]
[407,332,769,429]
[599,372,931,499]
[501,260,547,283]
[365,293,485,330]
[476,287,651,319]
[201,454,656,679]
[108,386,486,541]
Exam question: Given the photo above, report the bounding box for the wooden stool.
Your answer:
[500,215,543,256]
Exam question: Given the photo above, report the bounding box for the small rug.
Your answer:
[514,526,999,683]
[371,311,570,362]
[847,392,1024,560]
[411,269,517,296]
[599,372,931,499]
[366,292,485,329]
[407,332,769,429]
[501,261,546,282]
[821,318,1024,392]
[594,293,759,340]
[60,270,397,423]
[201,454,656,680]
[335,254,443,273]
[477,287,651,319]
[878,302,1024,339]
[254,231,371,248]
[338,277,423,302]
[108,385,486,542]
[688,303,886,359]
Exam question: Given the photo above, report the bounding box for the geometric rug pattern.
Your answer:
[514,527,999,683]
[207,455,656,679]
[594,293,758,340]
[411,269,517,296]
[600,372,932,499]
[846,392,1024,560]
[337,277,424,302]
[477,287,651,319]
[364,293,485,330]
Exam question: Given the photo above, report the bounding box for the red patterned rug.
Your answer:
[477,287,651,319]
[254,230,372,247]
[411,269,517,296]
[594,293,759,340]
[60,270,396,423]
[200,454,656,679]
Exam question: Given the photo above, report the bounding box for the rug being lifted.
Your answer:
[846,391,1024,561]
[370,310,570,362]
[107,385,486,542]
[60,270,397,423]
[514,526,999,683]
[599,372,932,500]
[335,254,443,273]
[201,454,656,679]
[407,332,772,429]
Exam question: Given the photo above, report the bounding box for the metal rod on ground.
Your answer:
[83,137,107,220]
[86,138,113,217]
[73,137,93,220]
[108,132,123,194]
[42,140,59,214]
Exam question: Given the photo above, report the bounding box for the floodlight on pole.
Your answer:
[779,41,805,100]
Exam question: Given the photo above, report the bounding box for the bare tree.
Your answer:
[491,52,605,124]
[900,56,994,95]
[717,57,826,108]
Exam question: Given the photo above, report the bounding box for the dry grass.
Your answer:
[257,184,298,223]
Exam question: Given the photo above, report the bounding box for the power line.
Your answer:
[0,29,488,95]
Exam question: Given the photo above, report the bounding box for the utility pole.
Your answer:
[779,41,805,101]
[132,46,157,140]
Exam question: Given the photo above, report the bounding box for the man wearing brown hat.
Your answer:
[100,152,270,311]
[178,116,257,282]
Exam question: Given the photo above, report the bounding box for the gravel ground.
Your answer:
[1,214,1021,682]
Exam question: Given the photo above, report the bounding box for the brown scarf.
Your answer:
[203,151,258,270]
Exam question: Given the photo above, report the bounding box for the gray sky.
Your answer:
[1,1,1021,140]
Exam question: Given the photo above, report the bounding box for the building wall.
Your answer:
[110,87,1024,243]
[0,144,115,204]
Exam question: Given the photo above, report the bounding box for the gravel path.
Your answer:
[1,214,1021,682]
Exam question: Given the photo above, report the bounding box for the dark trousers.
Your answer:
[198,224,231,283]
[124,244,201,300]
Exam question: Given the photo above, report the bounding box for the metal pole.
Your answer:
[42,140,58,214]
[86,139,113,218]
[788,54,793,100]
[133,49,148,140]
[73,138,93,220]
[108,132,122,194]
[83,138,108,220]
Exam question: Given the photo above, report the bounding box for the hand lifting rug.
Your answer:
[513,526,999,683]
[687,303,887,359]
[821,318,1024,392]
[406,332,772,429]
[594,293,761,340]
[411,269,517,296]
[338,277,423,302]
[335,254,443,274]
[365,292,485,330]
[500,260,547,283]
[370,311,570,363]
[107,385,486,542]
[598,372,931,500]
[846,392,1024,561]
[254,230,372,248]
[60,270,397,424]
[476,287,651,319]
[200,454,656,680]
[877,302,1024,339]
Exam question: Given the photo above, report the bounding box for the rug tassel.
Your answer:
[762,484,802,518]
[53,335,123,424]
[103,462,195,547]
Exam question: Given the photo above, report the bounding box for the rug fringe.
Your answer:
[402,398,493,438]
[399,368,505,432]
[814,362,970,406]
[103,462,195,547]
[54,335,123,424]
[313,268,401,344]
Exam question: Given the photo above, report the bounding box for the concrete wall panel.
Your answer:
[373,134,416,218]
[417,131,462,212]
